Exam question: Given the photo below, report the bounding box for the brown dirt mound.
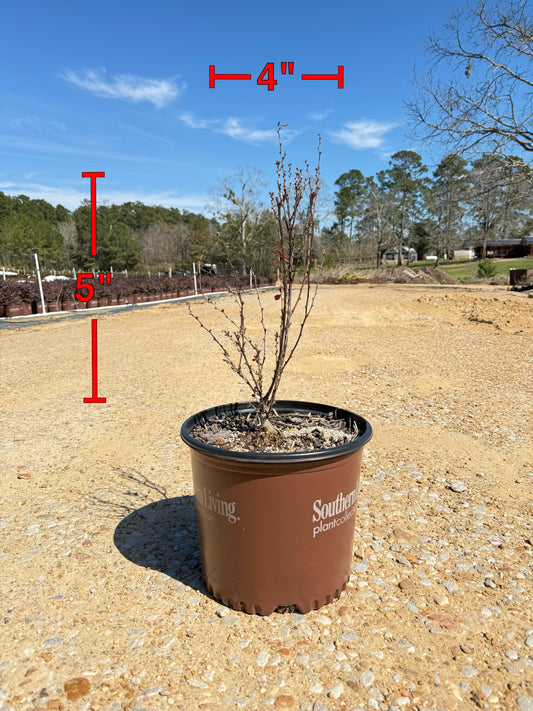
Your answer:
[318,265,460,285]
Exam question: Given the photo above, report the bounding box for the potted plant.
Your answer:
[61,278,78,311]
[1,280,33,317]
[43,278,64,312]
[181,125,372,615]
[113,274,133,305]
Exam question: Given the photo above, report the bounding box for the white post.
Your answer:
[193,261,198,295]
[169,267,172,278]
[2,266,5,280]
[32,249,46,314]
[110,266,113,275]
[249,268,253,290]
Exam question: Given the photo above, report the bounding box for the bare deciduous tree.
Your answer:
[189,123,321,428]
[407,0,533,157]
[208,166,266,275]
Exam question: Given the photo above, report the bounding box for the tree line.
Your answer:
[0,183,287,277]
[1,149,532,277]
[325,151,533,267]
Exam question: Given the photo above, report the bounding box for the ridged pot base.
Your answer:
[204,575,350,616]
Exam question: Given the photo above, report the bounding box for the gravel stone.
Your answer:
[517,698,533,711]
[351,562,368,573]
[396,557,412,567]
[256,651,270,667]
[525,636,533,648]
[327,682,344,699]
[449,480,468,493]
[359,671,375,687]
[505,649,519,660]
[309,682,323,694]
[442,580,459,593]
[42,637,64,647]
[462,665,478,678]
[221,616,239,627]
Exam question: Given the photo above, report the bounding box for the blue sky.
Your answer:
[0,0,465,217]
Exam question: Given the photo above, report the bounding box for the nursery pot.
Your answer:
[5,303,32,317]
[181,400,372,615]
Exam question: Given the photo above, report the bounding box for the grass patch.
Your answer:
[438,257,533,283]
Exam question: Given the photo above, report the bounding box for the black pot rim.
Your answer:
[180,400,372,463]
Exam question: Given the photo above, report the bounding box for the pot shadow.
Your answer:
[92,469,205,594]
[113,494,206,592]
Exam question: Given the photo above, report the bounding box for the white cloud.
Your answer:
[0,181,209,212]
[62,69,180,108]
[307,109,333,121]
[178,112,299,144]
[329,120,397,149]
[221,118,275,143]
[178,112,217,130]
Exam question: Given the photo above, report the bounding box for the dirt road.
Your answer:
[1,284,532,710]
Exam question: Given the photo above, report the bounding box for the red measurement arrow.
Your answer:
[82,172,105,256]
[84,319,107,403]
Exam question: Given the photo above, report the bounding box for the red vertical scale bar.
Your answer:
[83,319,106,403]
[81,172,105,256]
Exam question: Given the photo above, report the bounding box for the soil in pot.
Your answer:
[190,408,358,454]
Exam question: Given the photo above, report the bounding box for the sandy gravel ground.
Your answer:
[1,284,532,711]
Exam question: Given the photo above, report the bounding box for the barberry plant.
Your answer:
[189,122,322,427]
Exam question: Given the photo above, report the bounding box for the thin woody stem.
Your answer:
[188,121,321,428]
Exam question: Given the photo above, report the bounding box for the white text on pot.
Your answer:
[312,487,358,538]
[196,487,239,523]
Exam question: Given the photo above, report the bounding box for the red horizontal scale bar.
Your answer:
[301,65,344,88]
[209,65,252,88]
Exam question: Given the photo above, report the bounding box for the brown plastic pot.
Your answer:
[181,400,372,615]
[5,303,32,317]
